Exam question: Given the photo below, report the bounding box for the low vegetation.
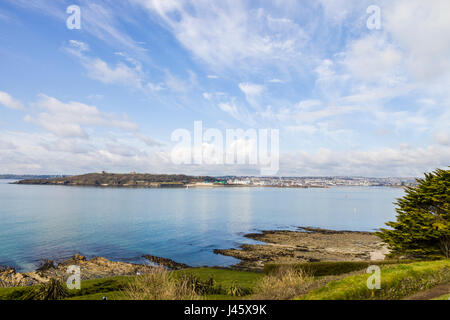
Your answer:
[1,260,448,300]
[433,293,450,300]
[263,260,415,277]
[297,259,450,300]
[123,268,199,300]
[252,266,313,300]
[0,268,262,300]
[0,279,70,300]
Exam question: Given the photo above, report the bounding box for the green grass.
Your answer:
[432,293,450,300]
[173,268,262,290]
[3,262,447,300]
[296,259,450,300]
[0,276,131,300]
[173,268,262,298]
[0,286,33,300]
[264,260,416,277]
[66,291,124,300]
[0,268,262,300]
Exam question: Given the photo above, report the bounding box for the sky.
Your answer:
[0,0,449,177]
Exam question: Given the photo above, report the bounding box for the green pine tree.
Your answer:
[376,168,450,259]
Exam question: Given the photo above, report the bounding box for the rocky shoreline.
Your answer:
[214,227,389,271]
[1,227,389,287]
[0,254,189,288]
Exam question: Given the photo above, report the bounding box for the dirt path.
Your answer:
[403,283,450,300]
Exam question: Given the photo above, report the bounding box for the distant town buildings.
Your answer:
[219,176,417,188]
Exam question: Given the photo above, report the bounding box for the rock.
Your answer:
[36,259,55,272]
[215,227,389,271]
[0,254,157,288]
[143,255,190,270]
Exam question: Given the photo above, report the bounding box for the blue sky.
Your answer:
[0,0,449,176]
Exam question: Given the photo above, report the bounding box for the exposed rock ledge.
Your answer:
[0,254,189,288]
[143,255,190,270]
[214,227,389,271]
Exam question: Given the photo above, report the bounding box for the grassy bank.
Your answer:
[433,293,450,300]
[263,260,415,277]
[0,268,262,301]
[297,259,450,300]
[1,260,448,300]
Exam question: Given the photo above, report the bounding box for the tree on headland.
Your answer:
[376,168,449,259]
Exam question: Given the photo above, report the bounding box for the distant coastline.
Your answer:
[11,172,417,188]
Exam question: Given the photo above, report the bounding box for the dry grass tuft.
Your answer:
[252,266,314,300]
[123,268,200,300]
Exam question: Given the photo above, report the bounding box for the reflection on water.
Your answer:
[0,180,403,272]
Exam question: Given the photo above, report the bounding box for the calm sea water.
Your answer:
[0,180,404,272]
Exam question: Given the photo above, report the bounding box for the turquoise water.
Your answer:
[0,180,404,272]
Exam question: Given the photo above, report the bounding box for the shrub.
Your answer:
[22,279,70,300]
[225,282,251,297]
[182,274,217,295]
[377,168,450,259]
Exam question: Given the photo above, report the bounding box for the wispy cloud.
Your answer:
[25,94,138,138]
[0,91,25,110]
[238,82,265,108]
[5,0,146,56]
[2,0,449,176]
[65,40,144,89]
[134,0,308,72]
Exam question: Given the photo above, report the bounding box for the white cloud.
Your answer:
[68,40,89,53]
[147,82,164,93]
[282,144,450,177]
[435,132,450,146]
[274,104,362,124]
[163,72,189,92]
[285,124,318,135]
[88,58,144,88]
[218,102,240,120]
[322,0,450,102]
[2,0,449,177]
[316,0,368,24]
[135,132,164,147]
[2,128,448,177]
[268,78,284,83]
[135,0,308,71]
[66,40,145,89]
[202,92,212,100]
[6,0,146,57]
[0,139,16,150]
[314,59,338,85]
[0,130,170,174]
[25,95,138,138]
[296,99,322,110]
[238,82,265,107]
[341,34,404,85]
[383,0,450,82]
[0,91,25,110]
[217,99,255,126]
[67,42,199,98]
[239,83,264,97]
